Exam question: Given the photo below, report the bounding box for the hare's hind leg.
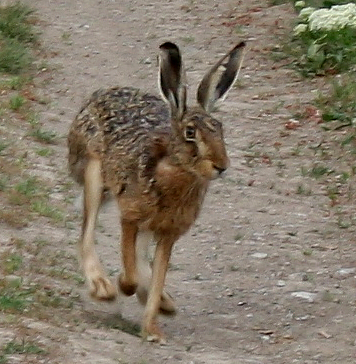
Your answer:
[135,231,176,315]
[80,158,117,301]
[117,220,139,296]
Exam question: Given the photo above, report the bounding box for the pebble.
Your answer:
[335,268,356,278]
[251,252,268,259]
[277,280,286,287]
[291,291,317,303]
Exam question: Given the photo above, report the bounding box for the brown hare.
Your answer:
[68,41,246,343]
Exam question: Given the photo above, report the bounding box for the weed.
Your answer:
[310,165,333,178]
[0,75,30,90]
[315,75,356,146]
[337,217,350,229]
[9,93,25,110]
[2,252,23,274]
[303,249,313,256]
[0,2,37,44]
[0,141,8,154]
[327,184,339,203]
[26,111,39,126]
[3,338,45,355]
[15,176,39,197]
[0,37,32,74]
[61,31,72,45]
[230,265,239,272]
[31,200,64,222]
[36,147,53,157]
[0,176,8,191]
[0,2,37,75]
[296,184,312,195]
[0,285,31,312]
[29,127,57,144]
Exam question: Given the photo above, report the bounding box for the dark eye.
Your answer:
[184,126,196,142]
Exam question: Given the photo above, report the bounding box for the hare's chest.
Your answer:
[148,162,208,233]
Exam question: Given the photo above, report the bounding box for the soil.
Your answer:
[1,0,356,363]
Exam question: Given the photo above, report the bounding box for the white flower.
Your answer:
[294,23,308,35]
[299,7,316,22]
[308,3,356,31]
[295,1,306,9]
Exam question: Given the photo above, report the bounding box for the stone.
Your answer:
[251,252,268,259]
[291,291,317,303]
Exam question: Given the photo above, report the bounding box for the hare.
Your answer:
[68,41,246,343]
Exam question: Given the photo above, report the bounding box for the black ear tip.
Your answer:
[236,41,246,49]
[159,42,180,52]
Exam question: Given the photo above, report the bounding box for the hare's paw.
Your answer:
[89,276,117,301]
[142,320,167,345]
[136,286,176,315]
[118,273,138,296]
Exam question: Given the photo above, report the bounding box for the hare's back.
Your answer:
[68,86,170,185]
[83,86,169,136]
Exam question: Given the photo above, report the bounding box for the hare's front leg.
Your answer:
[135,231,176,315]
[80,158,117,300]
[141,235,176,344]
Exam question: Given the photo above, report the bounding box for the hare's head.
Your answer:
[159,41,246,180]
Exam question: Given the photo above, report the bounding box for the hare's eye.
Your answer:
[184,126,196,142]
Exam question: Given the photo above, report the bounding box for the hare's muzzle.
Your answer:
[211,157,230,179]
[214,165,227,175]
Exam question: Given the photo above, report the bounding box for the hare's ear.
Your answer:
[159,42,187,121]
[197,41,246,113]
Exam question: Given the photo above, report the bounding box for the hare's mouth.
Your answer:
[211,165,227,179]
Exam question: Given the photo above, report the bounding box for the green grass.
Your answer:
[0,37,32,74]
[0,2,37,75]
[2,253,22,274]
[0,2,37,43]
[31,200,64,222]
[9,93,25,110]
[315,76,356,135]
[29,127,57,144]
[14,176,39,196]
[295,28,356,76]
[36,147,53,157]
[3,339,46,355]
[274,1,356,76]
[0,176,8,191]
[0,75,30,90]
[0,141,9,153]
[0,285,32,312]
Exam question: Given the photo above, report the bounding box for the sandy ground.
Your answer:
[1,0,356,363]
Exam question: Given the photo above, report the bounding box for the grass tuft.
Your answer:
[0,37,32,74]
[3,339,45,355]
[28,128,57,144]
[0,2,37,44]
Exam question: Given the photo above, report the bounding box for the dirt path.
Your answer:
[2,0,356,363]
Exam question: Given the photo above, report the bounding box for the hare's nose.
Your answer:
[214,166,227,175]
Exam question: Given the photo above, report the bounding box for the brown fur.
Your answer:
[68,41,245,343]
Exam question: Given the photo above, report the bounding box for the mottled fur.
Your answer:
[68,41,245,343]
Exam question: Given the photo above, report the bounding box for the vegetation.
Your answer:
[278,1,356,76]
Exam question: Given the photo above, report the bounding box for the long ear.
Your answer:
[158,42,187,121]
[197,41,246,113]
